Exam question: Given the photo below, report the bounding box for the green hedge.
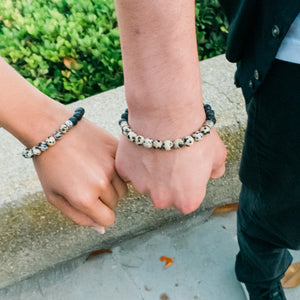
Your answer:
[0,0,228,104]
[195,0,228,59]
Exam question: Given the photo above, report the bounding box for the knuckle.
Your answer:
[178,194,205,214]
[211,164,226,179]
[72,195,93,209]
[180,202,199,215]
[103,211,115,226]
[98,178,110,190]
[131,180,148,194]
[151,195,169,209]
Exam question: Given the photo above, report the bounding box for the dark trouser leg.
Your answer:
[235,185,294,285]
[235,60,300,286]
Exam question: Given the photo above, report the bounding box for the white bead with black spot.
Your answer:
[135,135,145,145]
[153,140,163,149]
[174,139,184,149]
[127,131,137,142]
[192,131,203,142]
[163,140,173,151]
[184,136,194,147]
[200,126,210,135]
[46,136,56,146]
[143,138,153,148]
[32,146,42,156]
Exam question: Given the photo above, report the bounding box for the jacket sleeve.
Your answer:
[218,0,257,62]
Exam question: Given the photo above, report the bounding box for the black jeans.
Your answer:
[235,60,300,285]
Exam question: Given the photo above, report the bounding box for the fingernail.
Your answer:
[92,225,105,234]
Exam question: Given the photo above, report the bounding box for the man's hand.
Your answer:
[33,119,128,232]
[116,128,226,214]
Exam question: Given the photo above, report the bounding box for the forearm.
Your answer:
[0,57,70,147]
[115,0,205,139]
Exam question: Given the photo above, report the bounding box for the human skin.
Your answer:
[114,0,227,214]
[0,57,127,233]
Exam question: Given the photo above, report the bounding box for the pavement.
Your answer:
[1,211,300,300]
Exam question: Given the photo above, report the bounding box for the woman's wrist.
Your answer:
[1,95,72,148]
[0,57,72,148]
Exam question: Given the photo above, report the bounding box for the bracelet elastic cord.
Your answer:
[22,107,85,158]
[118,104,216,151]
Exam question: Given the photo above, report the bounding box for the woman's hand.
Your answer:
[33,118,128,233]
[0,57,127,232]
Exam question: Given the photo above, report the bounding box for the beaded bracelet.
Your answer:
[118,104,216,151]
[22,107,85,158]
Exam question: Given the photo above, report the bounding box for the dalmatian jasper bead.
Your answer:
[22,149,33,158]
[38,142,48,151]
[143,138,153,148]
[119,121,128,128]
[127,131,137,142]
[174,138,184,149]
[60,124,68,134]
[184,136,194,147]
[65,120,73,129]
[163,140,173,151]
[53,130,63,140]
[32,146,42,156]
[200,126,211,135]
[152,140,163,149]
[46,136,56,146]
[203,120,214,128]
[122,126,131,135]
[192,131,203,142]
[21,150,28,158]
[135,135,145,146]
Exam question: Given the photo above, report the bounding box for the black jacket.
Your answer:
[219,0,300,101]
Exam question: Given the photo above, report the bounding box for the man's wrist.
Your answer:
[126,98,206,140]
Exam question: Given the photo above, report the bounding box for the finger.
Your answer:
[69,192,116,227]
[151,191,172,209]
[46,193,105,233]
[111,173,128,199]
[115,147,132,184]
[210,163,226,179]
[210,146,227,179]
[116,170,131,184]
[98,183,119,210]
[173,179,208,214]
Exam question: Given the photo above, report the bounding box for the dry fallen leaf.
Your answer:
[63,57,78,69]
[281,262,300,289]
[160,294,170,300]
[160,256,174,268]
[86,248,112,260]
[212,203,238,215]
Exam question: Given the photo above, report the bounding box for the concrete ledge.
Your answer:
[0,55,246,289]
